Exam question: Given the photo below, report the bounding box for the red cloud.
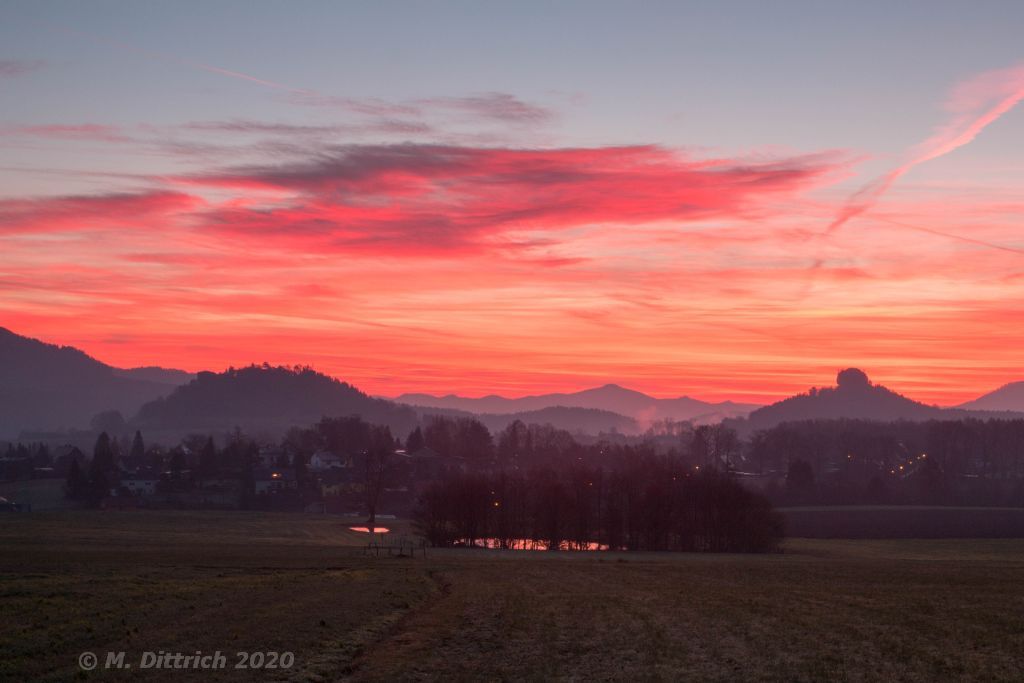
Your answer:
[0,144,847,265]
[184,144,847,253]
[0,191,198,235]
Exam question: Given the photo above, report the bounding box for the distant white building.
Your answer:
[122,478,159,496]
[310,451,347,471]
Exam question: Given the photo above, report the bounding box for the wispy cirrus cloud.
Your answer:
[0,59,46,78]
[283,91,556,126]
[54,25,555,134]
[413,93,555,124]
[0,123,129,142]
[182,118,432,137]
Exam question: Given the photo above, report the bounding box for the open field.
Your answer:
[781,505,1024,538]
[2,511,1024,681]
[0,479,70,511]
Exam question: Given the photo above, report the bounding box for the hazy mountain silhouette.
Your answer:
[134,366,641,441]
[133,364,421,440]
[8,324,1022,443]
[0,327,191,438]
[481,406,637,434]
[420,405,638,435]
[732,368,1024,433]
[958,381,1024,412]
[396,383,758,424]
[739,368,942,432]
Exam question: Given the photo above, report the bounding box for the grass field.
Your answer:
[0,478,69,511]
[781,505,1024,538]
[2,511,1024,681]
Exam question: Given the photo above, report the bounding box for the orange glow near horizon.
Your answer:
[2,63,1024,407]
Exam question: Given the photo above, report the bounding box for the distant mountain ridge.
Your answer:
[417,405,638,435]
[0,327,192,438]
[134,367,640,440]
[396,383,759,424]
[5,325,1024,442]
[958,381,1024,412]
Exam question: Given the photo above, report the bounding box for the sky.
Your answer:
[1,1,1023,405]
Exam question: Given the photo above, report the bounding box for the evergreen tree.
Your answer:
[88,432,115,502]
[239,444,255,510]
[169,448,186,479]
[130,430,145,461]
[65,459,86,500]
[292,450,307,487]
[200,437,217,475]
[35,443,52,467]
[406,426,425,453]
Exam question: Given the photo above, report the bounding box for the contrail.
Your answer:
[827,63,1024,233]
[53,25,315,96]
[871,215,1024,256]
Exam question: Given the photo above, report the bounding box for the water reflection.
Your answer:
[349,526,390,533]
[457,538,607,551]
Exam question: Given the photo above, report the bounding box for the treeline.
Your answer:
[750,418,1024,478]
[0,442,51,480]
[415,457,784,553]
[750,418,1024,507]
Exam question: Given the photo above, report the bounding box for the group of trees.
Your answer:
[424,415,493,460]
[285,416,399,520]
[65,431,124,504]
[0,442,51,480]
[415,455,784,553]
[35,409,1024,516]
[750,418,1024,507]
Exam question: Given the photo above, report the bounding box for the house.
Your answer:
[310,451,348,471]
[196,476,238,492]
[122,477,159,496]
[254,467,297,494]
[319,467,362,496]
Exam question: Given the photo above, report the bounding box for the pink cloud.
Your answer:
[0,191,199,235]
[180,144,847,253]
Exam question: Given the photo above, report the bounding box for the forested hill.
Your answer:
[133,365,420,439]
